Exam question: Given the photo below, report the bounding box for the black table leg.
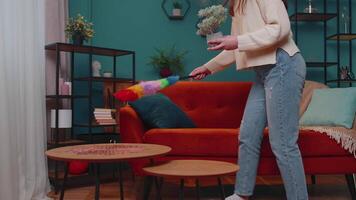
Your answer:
[160,178,164,195]
[345,174,356,200]
[113,163,117,179]
[143,176,153,200]
[54,161,59,194]
[195,179,200,200]
[179,179,185,200]
[143,158,156,200]
[94,163,101,200]
[154,177,162,200]
[218,177,225,200]
[59,163,69,200]
[118,163,124,200]
[311,175,316,185]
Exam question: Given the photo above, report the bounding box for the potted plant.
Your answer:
[172,1,183,17]
[149,46,187,78]
[65,14,94,45]
[196,5,227,45]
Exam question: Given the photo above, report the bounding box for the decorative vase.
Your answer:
[64,82,72,95]
[160,67,173,78]
[206,31,223,47]
[341,6,350,34]
[72,32,84,45]
[172,9,182,17]
[61,82,70,95]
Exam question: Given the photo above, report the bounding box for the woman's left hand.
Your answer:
[208,35,238,51]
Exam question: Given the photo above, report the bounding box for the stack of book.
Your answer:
[94,108,116,125]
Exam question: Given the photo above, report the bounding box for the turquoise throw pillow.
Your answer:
[300,87,356,128]
[129,93,196,129]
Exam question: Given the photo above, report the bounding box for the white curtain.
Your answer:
[0,0,50,199]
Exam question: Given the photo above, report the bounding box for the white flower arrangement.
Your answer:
[196,5,227,36]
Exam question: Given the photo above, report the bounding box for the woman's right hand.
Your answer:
[189,66,212,80]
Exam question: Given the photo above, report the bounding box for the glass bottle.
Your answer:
[341,6,350,34]
[304,0,318,13]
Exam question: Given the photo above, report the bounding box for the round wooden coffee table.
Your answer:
[46,143,171,200]
[143,160,239,200]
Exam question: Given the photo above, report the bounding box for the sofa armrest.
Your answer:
[119,106,145,143]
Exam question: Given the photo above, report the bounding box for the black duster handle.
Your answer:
[179,74,200,80]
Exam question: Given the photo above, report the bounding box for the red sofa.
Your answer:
[119,81,356,197]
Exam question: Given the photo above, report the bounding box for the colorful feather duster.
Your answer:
[113,75,194,102]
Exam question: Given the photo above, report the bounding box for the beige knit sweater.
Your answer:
[204,0,300,73]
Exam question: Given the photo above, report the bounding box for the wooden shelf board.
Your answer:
[290,13,337,22]
[326,79,356,83]
[73,123,118,127]
[168,15,184,20]
[48,171,89,180]
[306,62,337,68]
[46,95,89,99]
[75,132,119,136]
[47,139,87,146]
[327,34,356,41]
[45,43,134,56]
[74,77,134,83]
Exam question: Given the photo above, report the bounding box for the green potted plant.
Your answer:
[65,14,94,45]
[149,46,187,78]
[172,1,183,16]
[196,5,227,44]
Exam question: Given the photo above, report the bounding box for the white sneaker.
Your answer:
[225,194,246,200]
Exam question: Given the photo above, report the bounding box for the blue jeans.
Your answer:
[235,49,308,200]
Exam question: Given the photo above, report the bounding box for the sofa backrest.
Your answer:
[160,81,253,128]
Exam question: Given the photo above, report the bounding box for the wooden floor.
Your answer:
[48,170,354,200]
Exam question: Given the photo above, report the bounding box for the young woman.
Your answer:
[190,0,308,199]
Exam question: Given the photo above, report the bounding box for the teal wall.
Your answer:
[69,0,356,83]
[68,0,255,82]
[69,0,355,135]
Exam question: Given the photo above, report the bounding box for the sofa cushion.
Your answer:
[160,82,252,128]
[299,80,328,116]
[143,128,351,157]
[129,94,196,129]
[300,87,356,128]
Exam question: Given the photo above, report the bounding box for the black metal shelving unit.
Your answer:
[45,42,136,192]
[325,0,355,87]
[290,0,355,87]
[290,1,356,198]
[45,42,135,146]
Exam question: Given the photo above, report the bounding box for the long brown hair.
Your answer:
[230,0,288,16]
